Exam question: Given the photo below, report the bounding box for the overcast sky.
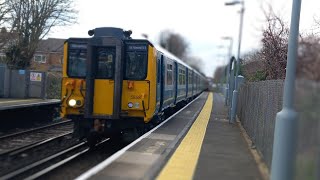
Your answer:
[49,0,320,77]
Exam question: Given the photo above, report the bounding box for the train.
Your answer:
[60,27,207,143]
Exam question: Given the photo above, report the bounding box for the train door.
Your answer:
[156,54,164,112]
[192,71,195,96]
[173,62,178,104]
[85,37,123,119]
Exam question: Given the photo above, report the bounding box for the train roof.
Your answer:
[153,44,204,77]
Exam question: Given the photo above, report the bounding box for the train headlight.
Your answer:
[128,102,133,108]
[68,99,77,107]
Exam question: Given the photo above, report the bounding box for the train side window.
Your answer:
[182,69,186,85]
[178,69,186,85]
[167,63,173,85]
[178,69,181,85]
[96,47,115,79]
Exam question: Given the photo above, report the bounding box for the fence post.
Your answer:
[25,70,30,98]
[41,72,47,99]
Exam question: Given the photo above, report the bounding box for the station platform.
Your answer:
[0,98,60,111]
[76,92,264,180]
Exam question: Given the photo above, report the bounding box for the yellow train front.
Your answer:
[61,27,206,142]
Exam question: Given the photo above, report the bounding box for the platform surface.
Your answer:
[0,98,60,110]
[192,93,262,180]
[77,92,263,180]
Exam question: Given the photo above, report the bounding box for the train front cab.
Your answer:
[61,30,157,139]
[88,40,157,137]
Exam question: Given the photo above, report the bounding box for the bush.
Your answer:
[46,72,62,99]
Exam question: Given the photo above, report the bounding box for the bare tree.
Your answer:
[297,34,320,81]
[5,0,77,69]
[0,0,13,50]
[159,30,189,59]
[158,30,207,74]
[183,55,205,74]
[260,7,289,80]
[313,15,320,35]
[0,0,11,25]
[213,65,226,83]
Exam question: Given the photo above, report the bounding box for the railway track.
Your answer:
[0,96,202,179]
[0,138,112,180]
[37,95,202,179]
[0,141,89,180]
[0,120,73,156]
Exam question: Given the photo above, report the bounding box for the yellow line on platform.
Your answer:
[157,92,213,180]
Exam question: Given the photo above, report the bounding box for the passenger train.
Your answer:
[60,27,207,142]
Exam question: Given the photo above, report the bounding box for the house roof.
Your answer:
[36,38,65,52]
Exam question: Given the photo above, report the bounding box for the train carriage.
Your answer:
[61,27,207,142]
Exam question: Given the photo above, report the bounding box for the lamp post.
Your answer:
[221,37,233,60]
[271,0,301,179]
[221,37,233,106]
[215,45,227,92]
[225,0,244,123]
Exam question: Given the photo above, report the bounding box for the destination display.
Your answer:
[126,44,147,51]
[69,43,87,50]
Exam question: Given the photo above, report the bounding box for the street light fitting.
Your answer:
[216,45,226,49]
[224,1,243,6]
[221,36,232,40]
[225,1,242,6]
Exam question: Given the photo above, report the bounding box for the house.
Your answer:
[31,38,65,72]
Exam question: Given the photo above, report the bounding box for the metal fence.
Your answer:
[0,64,5,97]
[0,67,48,99]
[237,79,320,179]
[294,80,320,180]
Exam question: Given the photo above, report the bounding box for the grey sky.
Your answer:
[49,0,320,77]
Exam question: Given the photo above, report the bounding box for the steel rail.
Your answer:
[0,119,72,140]
[25,138,110,180]
[0,132,73,157]
[0,142,87,180]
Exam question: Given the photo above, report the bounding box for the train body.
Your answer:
[60,27,207,141]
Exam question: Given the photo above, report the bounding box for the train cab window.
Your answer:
[96,47,115,79]
[125,52,147,80]
[167,64,173,85]
[67,46,87,77]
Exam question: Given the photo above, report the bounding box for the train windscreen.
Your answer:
[95,47,115,79]
[67,42,87,77]
[125,43,148,80]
